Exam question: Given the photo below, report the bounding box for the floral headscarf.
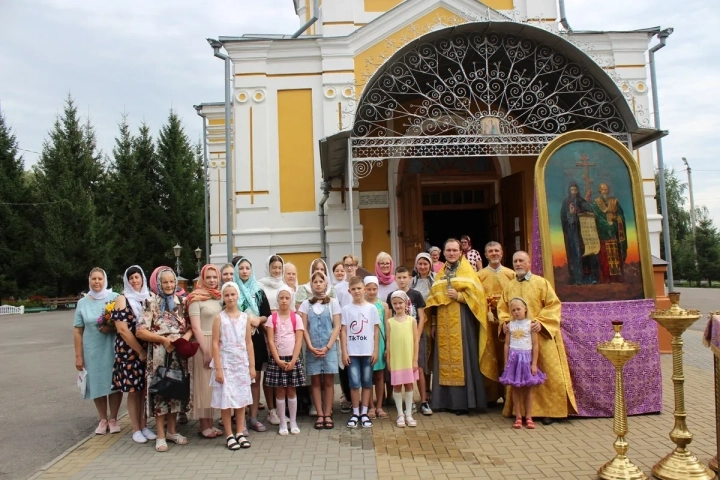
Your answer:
[150,266,177,313]
[234,258,261,316]
[186,264,221,309]
[122,265,150,319]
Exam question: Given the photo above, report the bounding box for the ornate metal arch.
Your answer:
[352,28,628,140]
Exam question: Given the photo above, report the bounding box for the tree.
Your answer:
[694,207,720,286]
[32,96,109,296]
[0,110,35,298]
[655,168,697,282]
[155,111,205,278]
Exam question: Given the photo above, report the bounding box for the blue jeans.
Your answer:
[348,356,373,389]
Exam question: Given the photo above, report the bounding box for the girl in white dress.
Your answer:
[211,282,256,450]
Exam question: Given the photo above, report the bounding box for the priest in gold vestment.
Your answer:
[477,241,516,401]
[497,251,577,422]
[425,239,499,413]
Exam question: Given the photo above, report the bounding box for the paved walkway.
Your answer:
[29,329,718,480]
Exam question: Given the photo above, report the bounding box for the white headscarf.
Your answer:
[258,255,285,290]
[221,281,241,297]
[123,265,150,319]
[307,258,332,296]
[87,269,113,301]
[364,276,379,286]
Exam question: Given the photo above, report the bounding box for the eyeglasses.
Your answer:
[378,262,391,266]
[343,264,357,268]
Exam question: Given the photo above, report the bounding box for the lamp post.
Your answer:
[173,243,183,276]
[193,105,211,265]
[207,38,234,263]
[194,247,203,274]
[650,27,674,291]
[681,157,698,261]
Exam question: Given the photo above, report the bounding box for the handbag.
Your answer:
[148,350,190,402]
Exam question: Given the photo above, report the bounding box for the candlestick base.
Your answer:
[652,448,715,480]
[598,454,647,480]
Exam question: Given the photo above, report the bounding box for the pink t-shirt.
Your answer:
[433,262,443,273]
[267,312,305,356]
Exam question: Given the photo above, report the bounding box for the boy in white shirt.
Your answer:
[341,276,380,428]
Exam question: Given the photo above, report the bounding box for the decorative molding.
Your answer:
[252,90,266,103]
[236,90,250,103]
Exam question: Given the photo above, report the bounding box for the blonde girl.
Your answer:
[386,290,419,427]
[211,282,255,450]
[498,297,546,429]
[265,286,306,435]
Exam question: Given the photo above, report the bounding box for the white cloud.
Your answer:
[1,0,718,225]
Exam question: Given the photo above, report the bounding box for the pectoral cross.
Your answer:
[576,154,596,201]
[441,269,456,289]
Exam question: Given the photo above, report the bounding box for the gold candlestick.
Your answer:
[597,320,646,480]
[649,292,714,480]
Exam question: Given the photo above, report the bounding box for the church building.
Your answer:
[197,0,665,283]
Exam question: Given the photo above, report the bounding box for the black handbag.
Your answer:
[148,350,190,402]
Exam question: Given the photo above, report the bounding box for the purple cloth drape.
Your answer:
[530,188,662,416]
[562,300,662,416]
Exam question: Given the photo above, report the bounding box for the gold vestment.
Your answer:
[497,274,578,418]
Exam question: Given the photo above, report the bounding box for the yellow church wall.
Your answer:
[364,0,403,12]
[276,252,321,285]
[508,156,537,252]
[277,89,316,213]
[354,7,466,93]
[358,162,391,269]
[364,0,513,13]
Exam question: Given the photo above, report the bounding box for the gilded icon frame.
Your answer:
[534,130,655,301]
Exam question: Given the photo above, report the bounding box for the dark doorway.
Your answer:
[423,208,493,260]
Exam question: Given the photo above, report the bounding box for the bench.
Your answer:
[42,297,81,309]
[0,305,24,315]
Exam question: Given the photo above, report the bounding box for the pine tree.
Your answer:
[32,96,109,296]
[0,110,34,298]
[155,110,205,278]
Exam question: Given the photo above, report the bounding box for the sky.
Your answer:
[1,0,718,223]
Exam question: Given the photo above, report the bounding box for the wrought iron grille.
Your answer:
[351,30,629,139]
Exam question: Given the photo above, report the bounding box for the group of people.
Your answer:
[72,237,577,453]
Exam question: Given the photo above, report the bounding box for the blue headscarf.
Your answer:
[154,267,177,313]
[233,257,260,316]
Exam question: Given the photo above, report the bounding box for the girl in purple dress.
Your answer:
[498,297,546,429]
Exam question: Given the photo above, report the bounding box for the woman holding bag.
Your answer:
[137,267,194,452]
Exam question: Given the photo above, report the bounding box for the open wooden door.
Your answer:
[500,172,526,268]
[399,174,424,268]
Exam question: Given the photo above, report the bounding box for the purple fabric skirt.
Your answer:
[499,348,546,388]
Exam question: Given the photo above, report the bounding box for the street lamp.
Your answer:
[173,243,183,275]
[194,247,203,274]
[682,157,698,260]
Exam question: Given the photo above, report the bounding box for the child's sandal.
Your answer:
[360,414,373,428]
[324,417,334,429]
[525,419,536,429]
[367,408,376,419]
[314,416,325,430]
[396,415,406,428]
[155,438,168,452]
[347,414,359,429]
[235,434,251,449]
[226,435,241,450]
[512,418,523,429]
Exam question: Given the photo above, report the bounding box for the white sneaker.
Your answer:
[278,427,289,436]
[132,431,148,444]
[141,428,157,440]
[309,405,318,417]
[267,409,281,425]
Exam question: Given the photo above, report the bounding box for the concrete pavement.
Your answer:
[4,286,720,479]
